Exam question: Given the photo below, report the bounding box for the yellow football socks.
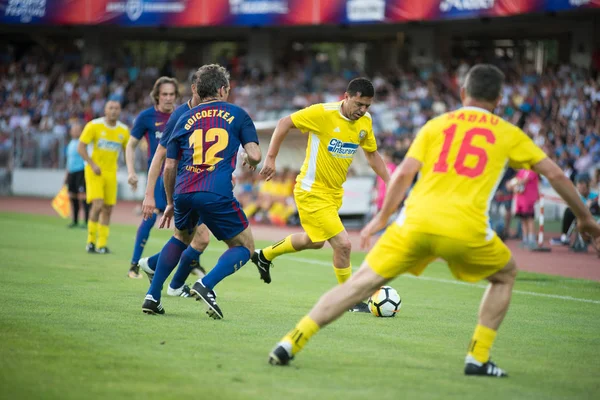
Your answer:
[334,265,352,284]
[262,235,297,261]
[96,224,110,249]
[87,221,98,245]
[467,324,497,363]
[282,316,320,355]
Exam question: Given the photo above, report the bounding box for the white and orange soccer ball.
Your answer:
[368,286,402,317]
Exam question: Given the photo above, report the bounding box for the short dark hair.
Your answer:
[194,64,230,99]
[150,76,179,105]
[346,78,375,98]
[463,64,505,102]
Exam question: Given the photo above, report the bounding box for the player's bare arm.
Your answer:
[142,144,167,220]
[363,149,390,185]
[125,136,141,191]
[359,157,422,249]
[533,158,600,248]
[242,142,262,171]
[159,157,178,229]
[77,141,100,175]
[260,115,296,181]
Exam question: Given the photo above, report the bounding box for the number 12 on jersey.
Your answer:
[433,124,495,178]
[188,128,229,168]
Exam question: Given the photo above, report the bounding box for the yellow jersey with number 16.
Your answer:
[400,106,547,241]
[291,101,377,195]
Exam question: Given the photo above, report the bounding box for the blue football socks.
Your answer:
[202,246,250,290]
[131,214,157,264]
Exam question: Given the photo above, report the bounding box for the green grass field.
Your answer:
[1,212,599,400]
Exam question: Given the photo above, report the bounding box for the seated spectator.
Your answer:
[550,173,600,246]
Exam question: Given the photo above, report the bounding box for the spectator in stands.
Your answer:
[5,43,600,232]
[550,173,599,246]
[509,169,540,248]
[493,168,516,240]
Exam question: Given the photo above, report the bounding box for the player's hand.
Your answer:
[359,213,387,250]
[159,204,174,229]
[128,173,138,191]
[91,163,101,176]
[142,195,156,221]
[260,156,276,181]
[241,152,256,172]
[577,216,600,255]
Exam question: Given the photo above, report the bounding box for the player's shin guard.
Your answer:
[282,316,320,355]
[170,246,202,290]
[201,246,250,290]
[262,235,297,261]
[333,265,352,284]
[467,324,497,364]
[87,221,98,244]
[131,214,157,264]
[96,224,110,249]
[147,237,187,300]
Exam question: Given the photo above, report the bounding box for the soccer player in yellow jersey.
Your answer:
[78,100,130,254]
[267,64,600,376]
[253,78,391,313]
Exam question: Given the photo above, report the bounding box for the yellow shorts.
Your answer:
[294,189,344,242]
[366,223,512,283]
[85,169,118,206]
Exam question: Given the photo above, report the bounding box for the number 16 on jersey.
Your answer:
[433,124,495,178]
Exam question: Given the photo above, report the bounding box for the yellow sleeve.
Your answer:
[290,104,324,134]
[508,127,547,170]
[405,123,429,163]
[360,120,377,152]
[79,122,96,145]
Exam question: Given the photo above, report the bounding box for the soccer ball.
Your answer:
[368,286,401,317]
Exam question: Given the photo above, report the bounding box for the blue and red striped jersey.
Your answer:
[131,106,171,170]
[167,101,258,198]
[159,100,193,149]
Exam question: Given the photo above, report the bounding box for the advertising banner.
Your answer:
[1,0,598,26]
[0,0,87,24]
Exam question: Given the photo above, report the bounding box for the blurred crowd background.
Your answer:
[2,42,600,225]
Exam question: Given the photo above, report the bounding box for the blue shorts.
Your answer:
[174,192,249,241]
[155,175,168,212]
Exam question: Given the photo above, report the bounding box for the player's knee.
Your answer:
[334,238,352,255]
[310,241,326,249]
[174,229,193,245]
[191,231,210,252]
[489,257,517,284]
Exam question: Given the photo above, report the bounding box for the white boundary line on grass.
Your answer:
[269,254,600,305]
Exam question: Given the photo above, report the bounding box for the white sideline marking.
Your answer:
[272,254,600,305]
[156,242,600,305]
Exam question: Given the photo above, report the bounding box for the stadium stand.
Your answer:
[2,43,600,226]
